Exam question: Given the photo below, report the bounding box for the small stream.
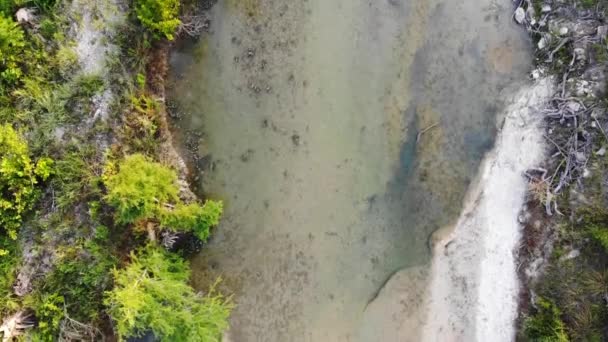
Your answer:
[167,0,531,340]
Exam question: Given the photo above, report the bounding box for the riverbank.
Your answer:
[422,78,553,341]
[0,0,231,340]
[513,0,608,340]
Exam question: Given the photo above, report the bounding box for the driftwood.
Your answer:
[0,311,34,342]
[416,123,439,143]
[179,14,210,37]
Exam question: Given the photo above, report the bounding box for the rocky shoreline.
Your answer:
[514,0,608,340]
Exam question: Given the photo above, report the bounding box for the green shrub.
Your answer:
[135,0,181,40]
[104,154,223,239]
[0,0,15,15]
[0,124,52,244]
[104,154,178,224]
[590,226,608,253]
[160,200,223,241]
[29,293,65,341]
[122,94,160,154]
[524,297,569,342]
[104,247,232,341]
[0,235,20,314]
[42,243,116,321]
[0,14,25,86]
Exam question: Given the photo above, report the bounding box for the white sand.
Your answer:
[421,78,553,341]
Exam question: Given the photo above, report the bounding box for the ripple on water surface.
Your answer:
[167,0,531,340]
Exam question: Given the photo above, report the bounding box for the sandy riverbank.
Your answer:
[421,78,553,341]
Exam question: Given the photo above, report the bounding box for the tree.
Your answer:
[104,247,232,341]
[135,0,181,40]
[104,154,223,241]
[0,124,52,246]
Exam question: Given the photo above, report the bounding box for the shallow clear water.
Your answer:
[167,0,531,340]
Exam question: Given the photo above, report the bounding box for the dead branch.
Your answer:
[0,311,34,342]
[416,123,439,143]
[59,307,103,342]
[179,15,210,37]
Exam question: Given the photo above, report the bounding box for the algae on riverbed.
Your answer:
[167,0,532,340]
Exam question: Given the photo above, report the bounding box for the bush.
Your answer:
[135,0,181,40]
[524,297,569,342]
[159,200,223,241]
[104,247,232,341]
[28,293,65,341]
[590,226,608,253]
[0,15,25,86]
[104,154,223,240]
[0,0,14,15]
[0,124,52,244]
[104,154,179,224]
[0,235,20,314]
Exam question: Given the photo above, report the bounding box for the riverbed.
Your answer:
[167,0,532,340]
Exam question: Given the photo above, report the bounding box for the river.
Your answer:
[166,0,532,340]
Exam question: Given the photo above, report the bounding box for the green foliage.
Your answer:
[160,200,223,241]
[38,17,59,40]
[0,14,25,86]
[29,293,65,341]
[0,124,52,242]
[0,0,15,15]
[29,0,57,12]
[50,144,103,210]
[0,235,20,314]
[105,246,232,341]
[123,94,160,154]
[524,297,569,342]
[41,242,116,322]
[105,154,179,224]
[135,0,181,40]
[590,226,608,253]
[26,232,117,341]
[104,154,223,239]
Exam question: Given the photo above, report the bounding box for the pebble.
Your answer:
[538,36,548,50]
[514,7,526,24]
[559,27,569,36]
[541,4,552,13]
[596,146,606,156]
[559,249,581,261]
[583,168,592,178]
[575,151,586,163]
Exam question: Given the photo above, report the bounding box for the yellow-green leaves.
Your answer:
[104,154,178,225]
[0,124,53,242]
[135,0,181,40]
[104,154,223,241]
[105,247,232,341]
[0,15,25,86]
